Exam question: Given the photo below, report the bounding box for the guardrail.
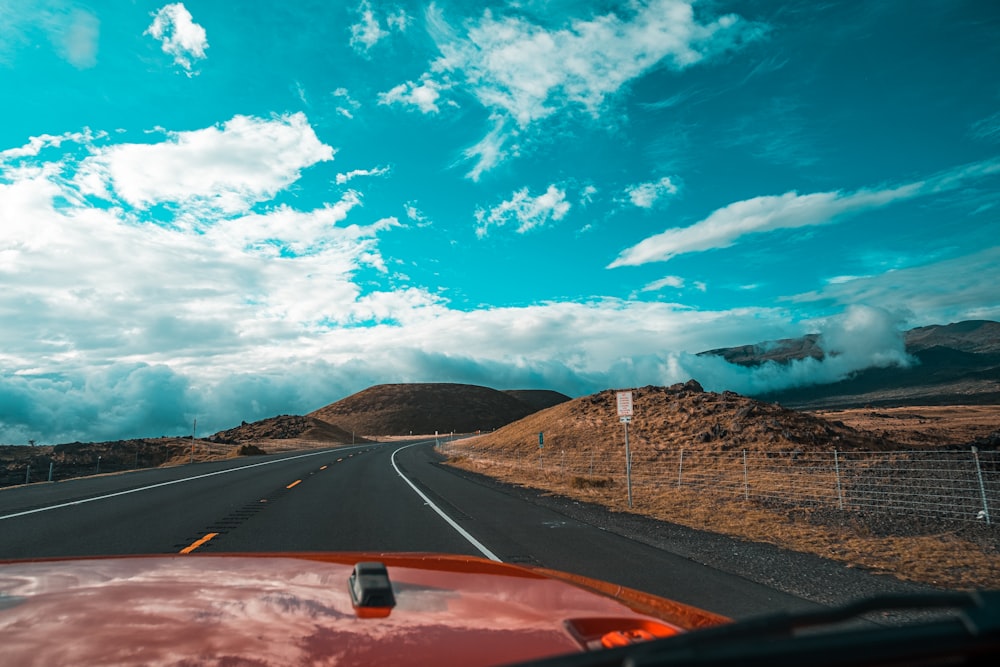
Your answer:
[439,441,999,525]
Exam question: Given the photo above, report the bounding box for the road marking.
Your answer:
[286,480,302,489]
[0,444,379,522]
[180,532,219,554]
[319,465,328,470]
[391,442,501,562]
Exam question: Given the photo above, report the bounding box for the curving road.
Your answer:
[0,439,816,619]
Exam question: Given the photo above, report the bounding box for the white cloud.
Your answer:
[332,87,361,119]
[430,1,763,126]
[404,203,430,227]
[0,129,101,161]
[610,158,1000,268]
[0,3,99,68]
[335,165,390,185]
[625,176,678,208]
[145,3,208,74]
[463,115,516,182]
[609,184,922,268]
[75,113,333,214]
[791,246,1000,324]
[0,151,929,446]
[55,7,99,68]
[408,0,765,177]
[641,275,685,292]
[350,1,409,53]
[378,76,449,114]
[475,185,570,237]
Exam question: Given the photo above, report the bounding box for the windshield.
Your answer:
[1,0,998,664]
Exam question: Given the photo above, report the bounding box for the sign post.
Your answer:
[616,391,634,508]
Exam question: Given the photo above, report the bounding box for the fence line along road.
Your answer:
[439,441,999,526]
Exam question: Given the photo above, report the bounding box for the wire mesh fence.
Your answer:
[439,440,999,525]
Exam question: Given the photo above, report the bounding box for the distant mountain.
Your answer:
[702,321,1000,408]
[308,383,571,435]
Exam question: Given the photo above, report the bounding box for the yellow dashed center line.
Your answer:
[180,532,219,554]
[286,479,302,489]
[319,465,328,470]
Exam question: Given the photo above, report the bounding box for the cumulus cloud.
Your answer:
[641,275,685,292]
[475,185,570,237]
[350,1,409,53]
[0,115,413,444]
[378,76,448,114]
[399,0,765,177]
[0,129,102,161]
[75,113,333,214]
[625,176,679,208]
[429,1,764,126]
[332,87,361,119]
[335,165,390,185]
[145,3,208,74]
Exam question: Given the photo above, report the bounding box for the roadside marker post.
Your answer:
[617,391,634,508]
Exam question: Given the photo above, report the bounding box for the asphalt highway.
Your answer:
[0,439,816,619]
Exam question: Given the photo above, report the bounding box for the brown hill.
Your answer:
[308,383,564,435]
[502,389,572,412]
[206,414,360,444]
[469,380,891,462]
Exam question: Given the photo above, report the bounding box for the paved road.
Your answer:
[0,439,816,619]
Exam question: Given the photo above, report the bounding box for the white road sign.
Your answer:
[616,391,633,417]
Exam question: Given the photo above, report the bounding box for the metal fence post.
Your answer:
[25,465,30,485]
[48,461,54,482]
[742,449,749,501]
[677,448,684,488]
[972,446,991,525]
[834,449,844,510]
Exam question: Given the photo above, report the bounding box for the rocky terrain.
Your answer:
[464,380,908,461]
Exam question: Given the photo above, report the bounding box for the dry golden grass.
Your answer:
[448,454,1000,589]
[444,389,1000,590]
[809,405,1000,446]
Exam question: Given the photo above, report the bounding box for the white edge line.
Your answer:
[1,444,374,522]
[391,442,502,562]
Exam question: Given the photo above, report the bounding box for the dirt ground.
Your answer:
[808,405,1000,446]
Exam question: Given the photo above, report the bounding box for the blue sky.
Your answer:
[2,0,998,443]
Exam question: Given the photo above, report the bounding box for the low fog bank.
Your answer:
[0,306,915,445]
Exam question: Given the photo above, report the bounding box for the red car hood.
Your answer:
[0,553,728,666]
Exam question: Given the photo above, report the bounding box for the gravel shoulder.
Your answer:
[433,455,952,626]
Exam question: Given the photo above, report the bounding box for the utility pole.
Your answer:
[190,418,197,463]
